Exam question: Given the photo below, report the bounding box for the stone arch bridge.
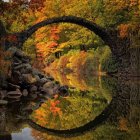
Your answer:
[0,16,139,138]
[0,16,139,76]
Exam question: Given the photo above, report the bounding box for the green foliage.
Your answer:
[99,46,119,73]
[31,80,110,130]
[23,37,36,60]
[1,0,139,68]
[47,46,118,74]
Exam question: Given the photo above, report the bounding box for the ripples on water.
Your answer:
[0,71,140,140]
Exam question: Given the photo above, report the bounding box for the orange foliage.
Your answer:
[130,0,138,7]
[34,25,60,70]
[49,99,62,116]
[50,26,60,40]
[118,24,130,38]
[118,117,129,131]
[48,42,58,48]
[32,97,62,128]
[34,108,48,126]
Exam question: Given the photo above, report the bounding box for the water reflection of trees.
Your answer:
[46,70,101,91]
[31,90,109,130]
[30,77,140,140]
[0,77,140,140]
[29,70,113,131]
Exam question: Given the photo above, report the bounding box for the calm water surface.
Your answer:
[0,71,140,140]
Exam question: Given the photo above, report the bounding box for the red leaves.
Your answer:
[7,34,18,43]
[29,0,44,11]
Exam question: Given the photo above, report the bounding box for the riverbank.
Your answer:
[0,47,68,105]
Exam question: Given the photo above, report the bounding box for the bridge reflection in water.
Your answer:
[0,74,140,140]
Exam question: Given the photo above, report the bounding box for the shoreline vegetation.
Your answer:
[44,46,118,77]
[0,0,139,103]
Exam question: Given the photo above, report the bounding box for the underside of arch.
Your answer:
[27,99,116,136]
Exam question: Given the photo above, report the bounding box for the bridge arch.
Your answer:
[19,17,116,135]
[27,98,116,136]
[18,16,113,52]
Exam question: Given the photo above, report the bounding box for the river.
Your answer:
[0,70,140,140]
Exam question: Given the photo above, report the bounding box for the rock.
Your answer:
[20,68,27,74]
[47,88,56,95]
[12,71,21,77]
[10,71,21,84]
[48,77,54,81]
[13,56,22,63]
[13,62,22,66]
[0,90,7,99]
[14,64,32,71]
[53,85,60,93]
[58,86,69,97]
[7,47,17,56]
[0,75,8,88]
[8,98,20,103]
[40,78,48,84]
[44,88,54,95]
[43,94,53,99]
[38,93,44,97]
[32,68,41,76]
[38,73,45,78]
[43,81,55,89]
[0,100,8,105]
[8,83,20,90]
[34,75,40,81]
[1,81,8,89]
[40,87,58,98]
[20,66,32,74]
[37,78,50,86]
[22,89,28,96]
[7,89,22,99]
[32,68,45,78]
[29,92,38,99]
[21,57,31,63]
[14,49,26,58]
[25,64,32,72]
[30,86,37,93]
[22,74,37,84]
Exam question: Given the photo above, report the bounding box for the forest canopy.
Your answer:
[0,0,140,74]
